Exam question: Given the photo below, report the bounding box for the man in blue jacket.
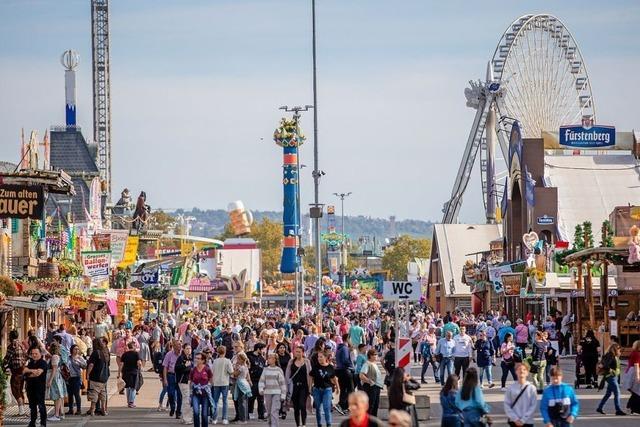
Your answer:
[336,334,354,413]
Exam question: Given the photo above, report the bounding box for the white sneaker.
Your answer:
[212,419,218,425]
[47,416,61,422]
[222,420,229,425]
[500,387,506,391]
[249,414,256,420]
[18,407,26,416]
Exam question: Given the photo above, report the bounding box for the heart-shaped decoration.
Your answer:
[523,231,539,250]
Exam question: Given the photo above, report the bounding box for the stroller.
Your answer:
[574,350,588,388]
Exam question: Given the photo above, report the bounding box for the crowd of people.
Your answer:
[2,305,640,427]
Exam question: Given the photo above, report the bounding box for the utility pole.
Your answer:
[309,0,325,325]
[279,105,312,317]
[333,192,352,287]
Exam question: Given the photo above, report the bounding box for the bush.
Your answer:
[0,276,17,296]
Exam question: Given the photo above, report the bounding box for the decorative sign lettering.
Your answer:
[537,215,555,225]
[0,184,44,219]
[559,125,615,148]
[81,250,112,281]
[382,281,421,301]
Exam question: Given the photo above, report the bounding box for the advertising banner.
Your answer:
[502,273,523,297]
[117,236,139,269]
[109,230,129,266]
[0,184,44,219]
[81,250,112,281]
[558,125,615,148]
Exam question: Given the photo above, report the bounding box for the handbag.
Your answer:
[60,363,71,382]
[402,385,416,406]
[117,377,126,393]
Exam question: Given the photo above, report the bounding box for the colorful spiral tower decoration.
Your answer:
[274,117,305,273]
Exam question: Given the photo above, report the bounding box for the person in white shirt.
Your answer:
[211,345,235,424]
[503,363,537,427]
[453,326,473,378]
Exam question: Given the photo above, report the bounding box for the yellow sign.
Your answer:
[180,241,209,256]
[68,295,89,310]
[630,207,640,220]
[118,236,139,269]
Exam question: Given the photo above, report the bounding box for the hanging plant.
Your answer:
[58,258,83,279]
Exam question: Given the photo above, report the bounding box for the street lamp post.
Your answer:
[333,192,352,287]
[309,0,325,324]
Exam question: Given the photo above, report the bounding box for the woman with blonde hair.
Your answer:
[46,341,68,421]
[234,352,252,423]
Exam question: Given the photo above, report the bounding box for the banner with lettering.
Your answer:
[92,233,111,251]
[117,236,139,269]
[109,230,130,266]
[81,250,112,281]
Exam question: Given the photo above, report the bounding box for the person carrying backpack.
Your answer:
[596,343,627,416]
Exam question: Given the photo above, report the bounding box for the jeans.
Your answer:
[236,390,248,422]
[361,383,381,417]
[421,357,439,382]
[27,388,46,427]
[501,360,517,388]
[212,385,229,421]
[336,369,353,410]
[66,376,82,412]
[550,421,570,427]
[159,382,168,405]
[454,357,470,378]
[598,376,622,412]
[179,383,193,423]
[167,373,183,414]
[192,393,209,427]
[126,387,136,404]
[478,365,493,385]
[312,386,333,426]
[248,382,265,418]
[532,361,547,391]
[439,357,454,384]
[264,394,282,427]
[545,363,554,384]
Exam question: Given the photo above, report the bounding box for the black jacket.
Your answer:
[247,352,266,383]
[175,354,193,384]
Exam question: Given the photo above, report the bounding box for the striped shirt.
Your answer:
[258,366,287,399]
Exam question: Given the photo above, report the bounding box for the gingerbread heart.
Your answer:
[523,231,539,250]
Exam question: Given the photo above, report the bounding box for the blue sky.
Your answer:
[0,0,638,222]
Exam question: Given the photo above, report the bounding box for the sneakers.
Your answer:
[596,409,606,415]
[222,420,229,425]
[500,387,506,391]
[615,411,627,416]
[488,383,495,388]
[212,419,218,425]
[47,416,61,422]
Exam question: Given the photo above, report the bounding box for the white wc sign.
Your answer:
[382,281,421,301]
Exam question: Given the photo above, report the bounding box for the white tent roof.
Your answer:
[432,224,502,296]
[544,153,640,243]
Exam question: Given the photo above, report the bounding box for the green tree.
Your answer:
[382,235,431,280]
[147,210,176,233]
[600,220,614,247]
[573,224,584,250]
[582,221,594,249]
[250,218,283,280]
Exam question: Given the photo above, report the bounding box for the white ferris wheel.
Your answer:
[442,14,596,224]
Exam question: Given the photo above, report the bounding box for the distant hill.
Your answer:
[172,208,434,244]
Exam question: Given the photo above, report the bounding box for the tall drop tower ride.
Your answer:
[91,0,112,201]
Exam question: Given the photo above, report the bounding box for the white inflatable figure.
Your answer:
[628,225,640,264]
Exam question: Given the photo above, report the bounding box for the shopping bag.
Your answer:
[117,377,126,393]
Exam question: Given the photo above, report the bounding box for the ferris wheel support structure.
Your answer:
[442,14,596,224]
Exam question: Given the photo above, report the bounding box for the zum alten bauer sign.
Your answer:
[0,184,45,219]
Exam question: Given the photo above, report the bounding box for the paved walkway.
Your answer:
[6,357,640,426]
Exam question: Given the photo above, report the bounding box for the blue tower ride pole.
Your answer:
[275,117,305,274]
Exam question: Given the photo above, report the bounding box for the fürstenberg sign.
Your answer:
[559,124,615,148]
